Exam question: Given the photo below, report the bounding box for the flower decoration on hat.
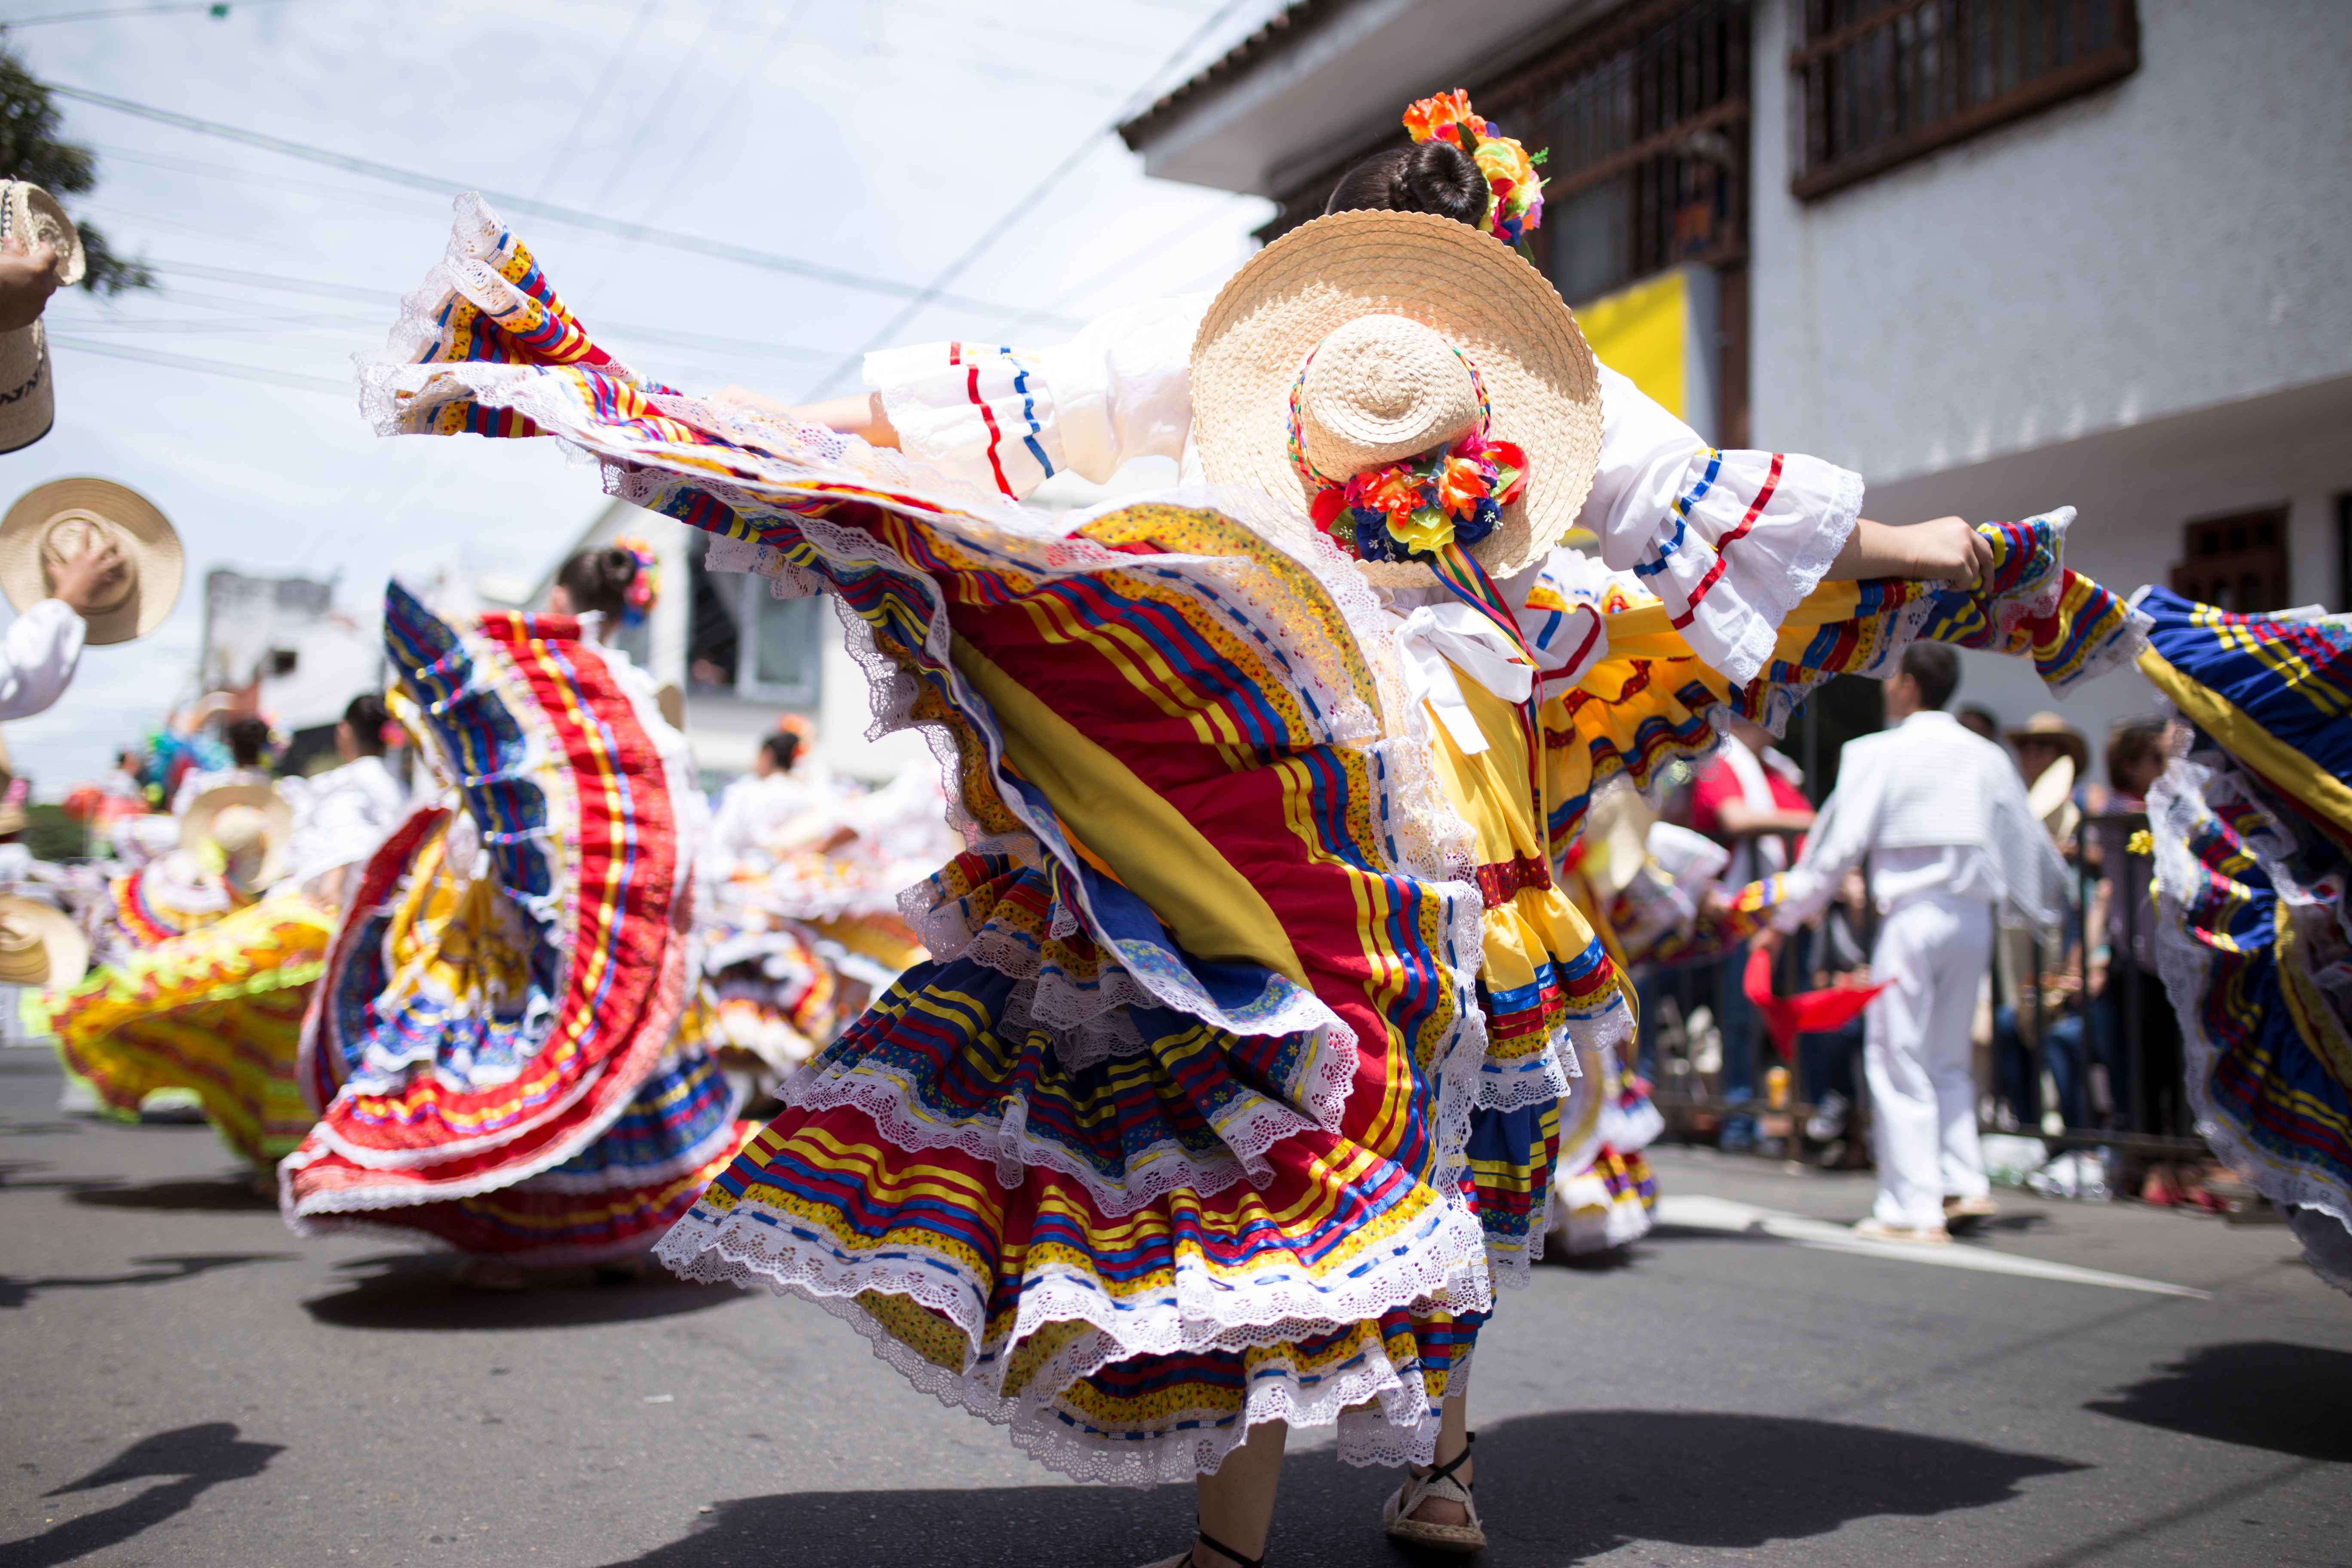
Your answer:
[612,534,662,628]
[1403,90,1546,249]
[1287,344,1528,566]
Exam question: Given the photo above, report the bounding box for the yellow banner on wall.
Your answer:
[1574,267,1690,422]
[1575,263,1724,443]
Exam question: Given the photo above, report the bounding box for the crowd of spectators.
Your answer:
[1635,680,2201,1204]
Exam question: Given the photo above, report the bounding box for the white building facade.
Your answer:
[520,499,929,786]
[1120,0,2352,778]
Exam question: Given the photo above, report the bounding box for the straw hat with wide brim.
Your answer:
[0,894,88,988]
[1190,209,1602,587]
[0,477,183,645]
[2006,710,2089,775]
[180,783,293,893]
[0,183,86,456]
[2027,752,2081,842]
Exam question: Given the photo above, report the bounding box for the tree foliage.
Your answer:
[22,802,90,862]
[0,37,153,294]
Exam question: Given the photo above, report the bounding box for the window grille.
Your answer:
[2171,506,2290,614]
[1790,0,2138,200]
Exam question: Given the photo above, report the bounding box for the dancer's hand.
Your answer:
[52,536,127,616]
[1829,516,1994,591]
[0,234,59,332]
[1894,515,1995,591]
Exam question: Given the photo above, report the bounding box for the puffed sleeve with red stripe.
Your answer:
[1580,364,1863,687]
[862,294,1208,501]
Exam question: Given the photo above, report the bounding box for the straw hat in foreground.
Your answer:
[180,783,293,895]
[0,894,87,989]
[0,477,184,645]
[0,182,86,456]
[1190,208,1602,587]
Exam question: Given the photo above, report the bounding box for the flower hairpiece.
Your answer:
[612,535,662,627]
[776,713,815,743]
[1403,90,1546,249]
[1286,343,1528,565]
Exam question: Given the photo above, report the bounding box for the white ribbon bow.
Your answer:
[1394,601,1537,755]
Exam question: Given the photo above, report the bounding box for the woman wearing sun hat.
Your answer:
[35,782,338,1174]
[353,95,2147,1562]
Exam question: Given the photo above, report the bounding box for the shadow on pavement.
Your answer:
[2086,1341,2352,1461]
[302,1252,745,1331]
[0,1422,282,1568]
[0,1251,293,1310]
[594,1408,2083,1567]
[70,1176,277,1212]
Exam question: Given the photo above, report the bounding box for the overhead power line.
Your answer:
[806,0,1257,395]
[41,80,1082,328]
[2,0,293,25]
[48,333,349,393]
[139,259,845,365]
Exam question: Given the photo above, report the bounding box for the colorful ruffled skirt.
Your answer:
[36,890,331,1170]
[2138,588,2352,1293]
[356,196,2147,1478]
[280,588,748,1264]
[704,917,841,1079]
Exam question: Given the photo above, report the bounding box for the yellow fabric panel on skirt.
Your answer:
[38,890,332,1170]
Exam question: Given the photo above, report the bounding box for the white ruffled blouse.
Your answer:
[867,295,1862,690]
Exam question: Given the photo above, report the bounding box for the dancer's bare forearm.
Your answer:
[1829,516,1993,591]
[713,387,900,449]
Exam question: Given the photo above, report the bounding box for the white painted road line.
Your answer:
[1653,1194,2213,1299]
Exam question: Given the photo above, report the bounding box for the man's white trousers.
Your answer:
[1865,891,1995,1230]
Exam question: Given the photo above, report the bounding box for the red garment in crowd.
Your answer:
[1689,750,1813,848]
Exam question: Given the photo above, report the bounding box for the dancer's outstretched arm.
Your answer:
[717,387,900,449]
[1831,514,1993,591]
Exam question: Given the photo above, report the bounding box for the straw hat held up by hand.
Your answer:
[0,477,183,645]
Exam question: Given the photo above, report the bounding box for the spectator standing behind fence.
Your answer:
[1991,713,2097,1132]
[1758,644,2068,1245]
[1689,714,1814,1148]
[2089,718,2211,1209]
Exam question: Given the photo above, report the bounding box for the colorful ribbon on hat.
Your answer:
[1286,341,1527,566]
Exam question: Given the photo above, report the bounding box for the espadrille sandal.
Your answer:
[1381,1431,1485,1553]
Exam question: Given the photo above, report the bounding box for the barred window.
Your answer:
[1499,0,1753,305]
[2172,507,2290,615]
[1791,0,2138,200]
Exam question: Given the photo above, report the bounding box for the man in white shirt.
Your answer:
[0,535,126,721]
[1760,643,2066,1244]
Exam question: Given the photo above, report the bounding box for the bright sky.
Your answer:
[1,0,1280,790]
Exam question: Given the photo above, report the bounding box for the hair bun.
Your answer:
[1402,139,1488,229]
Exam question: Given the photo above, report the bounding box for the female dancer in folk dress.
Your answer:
[37,753,404,1176]
[352,101,2141,1566]
[279,551,749,1287]
[2135,590,2352,1293]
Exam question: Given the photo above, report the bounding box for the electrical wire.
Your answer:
[802,0,1258,396]
[1,0,301,25]
[43,79,1083,326]
[47,333,350,392]
[138,258,845,363]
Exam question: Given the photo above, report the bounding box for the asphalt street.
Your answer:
[2,1047,2347,1568]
